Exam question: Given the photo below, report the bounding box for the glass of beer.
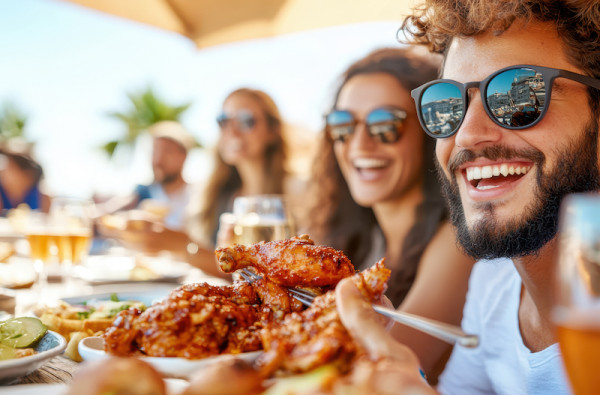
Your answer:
[553,193,600,395]
[24,211,53,289]
[49,198,95,277]
[230,195,295,245]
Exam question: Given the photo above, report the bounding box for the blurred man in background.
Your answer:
[97,121,196,230]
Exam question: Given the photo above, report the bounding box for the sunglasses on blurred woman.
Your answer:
[216,110,257,132]
[325,107,407,143]
[411,64,600,139]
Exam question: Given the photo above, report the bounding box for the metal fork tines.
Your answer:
[238,268,318,306]
[238,268,479,348]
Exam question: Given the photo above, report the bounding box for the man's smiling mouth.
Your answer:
[465,163,532,190]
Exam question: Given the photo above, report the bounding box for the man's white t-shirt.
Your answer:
[147,182,192,230]
[437,258,572,395]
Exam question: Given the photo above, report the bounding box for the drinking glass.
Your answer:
[229,194,295,245]
[23,211,53,289]
[49,198,95,281]
[553,192,600,395]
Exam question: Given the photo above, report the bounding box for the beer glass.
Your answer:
[49,198,95,277]
[24,211,53,289]
[553,193,600,395]
[230,195,295,245]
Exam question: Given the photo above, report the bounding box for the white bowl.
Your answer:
[0,331,67,384]
[79,336,262,378]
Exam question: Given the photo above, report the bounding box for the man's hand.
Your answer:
[336,278,438,394]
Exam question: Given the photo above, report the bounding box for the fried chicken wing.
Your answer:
[103,236,388,372]
[216,235,355,287]
[104,281,264,358]
[258,259,390,374]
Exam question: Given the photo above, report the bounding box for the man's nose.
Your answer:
[454,93,503,149]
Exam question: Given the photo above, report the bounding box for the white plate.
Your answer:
[79,337,262,379]
[60,287,174,308]
[2,378,189,394]
[73,255,190,285]
[0,330,67,384]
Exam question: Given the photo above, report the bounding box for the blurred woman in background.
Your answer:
[304,47,474,378]
[103,88,289,279]
[187,88,288,248]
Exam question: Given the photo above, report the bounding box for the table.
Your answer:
[14,355,76,385]
[2,267,229,387]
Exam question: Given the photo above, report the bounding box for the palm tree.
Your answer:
[0,101,28,140]
[103,87,193,157]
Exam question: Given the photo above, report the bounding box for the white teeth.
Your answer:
[476,184,498,190]
[353,158,388,169]
[481,166,493,179]
[465,163,532,181]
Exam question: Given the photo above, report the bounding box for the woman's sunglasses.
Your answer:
[325,107,407,143]
[216,110,257,132]
[411,64,600,139]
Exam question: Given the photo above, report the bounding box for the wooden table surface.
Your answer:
[14,355,77,385]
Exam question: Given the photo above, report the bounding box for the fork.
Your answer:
[239,268,479,348]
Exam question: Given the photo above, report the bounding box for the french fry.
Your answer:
[37,298,143,361]
[65,330,92,362]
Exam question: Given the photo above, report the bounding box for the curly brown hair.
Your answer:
[401,0,600,78]
[304,47,445,306]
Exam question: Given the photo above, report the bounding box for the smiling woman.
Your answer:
[303,47,474,379]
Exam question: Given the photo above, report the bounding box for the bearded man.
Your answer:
[335,1,600,394]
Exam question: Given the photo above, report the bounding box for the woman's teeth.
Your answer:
[353,158,388,169]
[466,164,531,181]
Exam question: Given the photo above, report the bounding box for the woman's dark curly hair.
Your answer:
[304,47,444,306]
[400,0,600,112]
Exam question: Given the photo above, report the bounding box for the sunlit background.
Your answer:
[0,0,411,199]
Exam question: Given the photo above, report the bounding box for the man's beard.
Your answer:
[438,118,600,259]
[156,171,180,186]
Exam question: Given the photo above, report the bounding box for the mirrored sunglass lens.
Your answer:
[366,108,395,124]
[216,114,230,128]
[327,111,355,142]
[420,83,464,137]
[327,110,354,126]
[238,114,256,130]
[329,125,354,142]
[366,109,401,143]
[369,123,398,143]
[486,67,545,127]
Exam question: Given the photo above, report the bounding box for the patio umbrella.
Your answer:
[56,0,416,48]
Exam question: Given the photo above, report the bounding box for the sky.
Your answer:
[0,0,406,198]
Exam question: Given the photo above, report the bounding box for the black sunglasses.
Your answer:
[411,64,600,139]
[216,110,257,131]
[325,107,407,143]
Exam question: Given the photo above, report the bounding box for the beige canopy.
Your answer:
[56,0,416,48]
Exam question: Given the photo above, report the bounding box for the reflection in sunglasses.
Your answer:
[325,107,407,144]
[412,64,600,138]
[217,110,257,131]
